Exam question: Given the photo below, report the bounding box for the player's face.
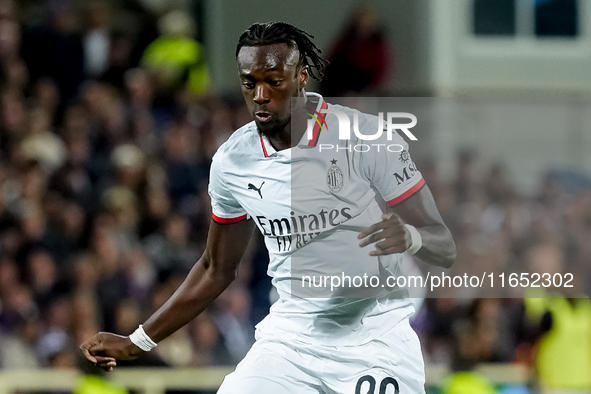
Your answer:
[237,43,308,136]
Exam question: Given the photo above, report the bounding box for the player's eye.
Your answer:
[243,82,254,89]
[269,80,282,86]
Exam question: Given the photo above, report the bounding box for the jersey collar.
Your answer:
[259,132,276,157]
[259,92,327,158]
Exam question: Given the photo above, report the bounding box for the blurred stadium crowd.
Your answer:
[0,0,257,369]
[0,1,590,392]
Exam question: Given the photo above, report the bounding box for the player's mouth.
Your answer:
[255,112,272,123]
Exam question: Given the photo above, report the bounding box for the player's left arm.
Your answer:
[358,185,456,268]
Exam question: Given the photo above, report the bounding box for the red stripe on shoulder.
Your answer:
[386,178,426,207]
[212,213,248,224]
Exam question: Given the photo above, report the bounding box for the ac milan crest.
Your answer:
[327,159,344,193]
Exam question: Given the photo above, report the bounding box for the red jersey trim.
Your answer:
[307,99,328,147]
[386,178,426,207]
[259,96,328,155]
[212,213,248,224]
[260,134,269,158]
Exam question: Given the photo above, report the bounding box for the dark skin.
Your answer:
[359,188,456,268]
[80,43,455,371]
[238,43,309,150]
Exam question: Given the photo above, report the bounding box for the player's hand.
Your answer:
[79,332,145,372]
[358,212,411,256]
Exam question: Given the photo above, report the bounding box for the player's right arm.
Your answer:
[79,218,255,370]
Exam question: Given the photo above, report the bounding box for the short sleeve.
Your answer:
[361,127,425,207]
[208,150,248,223]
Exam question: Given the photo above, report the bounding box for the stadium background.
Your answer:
[0,0,590,393]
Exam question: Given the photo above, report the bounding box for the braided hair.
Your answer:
[236,22,329,81]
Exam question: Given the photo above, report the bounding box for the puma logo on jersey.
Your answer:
[248,182,265,199]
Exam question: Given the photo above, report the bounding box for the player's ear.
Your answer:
[299,66,309,91]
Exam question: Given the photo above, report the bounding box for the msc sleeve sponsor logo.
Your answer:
[393,161,419,185]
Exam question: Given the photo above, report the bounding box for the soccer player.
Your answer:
[80,22,456,393]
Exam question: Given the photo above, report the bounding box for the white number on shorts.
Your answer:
[355,375,399,394]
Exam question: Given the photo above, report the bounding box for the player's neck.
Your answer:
[266,94,308,151]
[265,123,300,151]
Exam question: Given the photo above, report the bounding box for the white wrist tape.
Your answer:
[129,324,157,352]
[404,224,423,255]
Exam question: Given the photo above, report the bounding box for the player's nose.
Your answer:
[253,85,269,104]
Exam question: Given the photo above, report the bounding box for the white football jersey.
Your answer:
[208,92,425,345]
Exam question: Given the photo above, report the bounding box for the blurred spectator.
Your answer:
[0,15,29,93]
[42,199,86,266]
[529,296,591,392]
[140,10,210,97]
[74,374,128,394]
[32,78,60,122]
[321,5,390,96]
[524,243,591,393]
[452,299,513,370]
[154,327,193,368]
[139,185,171,238]
[112,144,146,183]
[144,213,198,276]
[114,298,141,336]
[36,295,74,366]
[21,107,66,173]
[122,247,155,304]
[91,217,129,332]
[100,32,134,89]
[82,1,111,79]
[0,316,40,369]
[1,90,26,161]
[188,312,233,367]
[26,248,62,305]
[0,282,38,334]
[212,285,255,365]
[163,121,207,208]
[442,371,497,394]
[22,0,84,107]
